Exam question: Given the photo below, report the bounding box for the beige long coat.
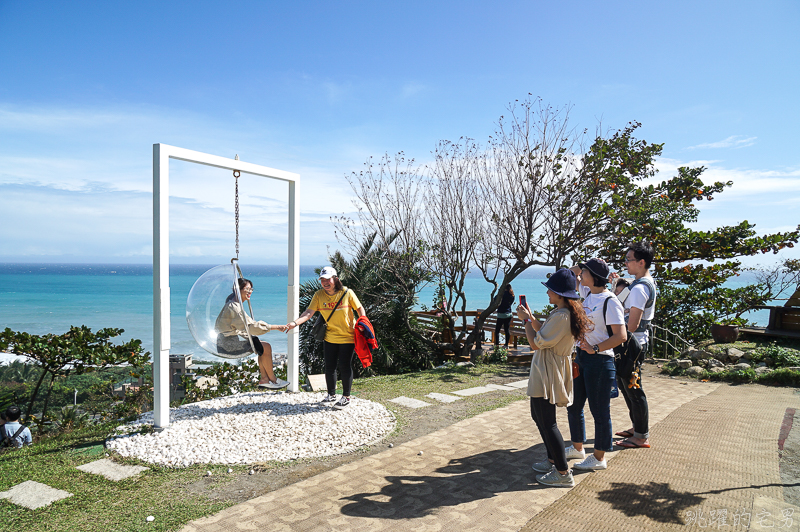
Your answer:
[526,307,575,407]
[215,299,271,337]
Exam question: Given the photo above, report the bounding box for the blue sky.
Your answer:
[1,1,798,266]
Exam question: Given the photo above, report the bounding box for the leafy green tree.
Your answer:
[0,359,42,384]
[590,163,800,346]
[0,326,150,421]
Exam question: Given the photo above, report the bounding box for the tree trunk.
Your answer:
[26,368,50,421]
[40,373,57,421]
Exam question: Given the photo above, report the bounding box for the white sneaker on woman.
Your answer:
[574,454,607,471]
[265,378,289,389]
[565,445,585,460]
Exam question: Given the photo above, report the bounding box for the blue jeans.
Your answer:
[567,349,616,452]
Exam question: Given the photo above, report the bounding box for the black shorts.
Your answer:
[216,334,264,356]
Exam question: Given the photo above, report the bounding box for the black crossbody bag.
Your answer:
[311,289,349,342]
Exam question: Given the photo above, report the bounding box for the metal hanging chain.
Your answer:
[233,166,240,259]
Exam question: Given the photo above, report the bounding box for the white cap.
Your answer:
[319,266,337,279]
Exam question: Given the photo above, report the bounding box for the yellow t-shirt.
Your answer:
[308,288,362,344]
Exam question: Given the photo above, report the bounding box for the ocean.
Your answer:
[0,263,555,362]
[0,263,769,363]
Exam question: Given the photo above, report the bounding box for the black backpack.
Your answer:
[0,422,26,452]
[603,296,643,381]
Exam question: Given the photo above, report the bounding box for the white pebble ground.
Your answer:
[107,392,396,467]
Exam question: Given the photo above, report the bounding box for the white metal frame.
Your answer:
[153,144,300,428]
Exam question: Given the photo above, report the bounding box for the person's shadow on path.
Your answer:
[340,447,542,519]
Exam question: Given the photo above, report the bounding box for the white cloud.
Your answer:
[687,135,757,150]
[652,157,800,263]
[322,81,351,104]
[400,82,427,99]
[0,103,372,264]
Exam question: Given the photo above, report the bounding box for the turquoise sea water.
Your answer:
[0,263,556,362]
[0,263,768,362]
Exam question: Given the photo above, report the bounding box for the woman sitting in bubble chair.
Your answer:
[215,277,289,389]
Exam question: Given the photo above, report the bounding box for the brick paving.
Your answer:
[181,375,745,531]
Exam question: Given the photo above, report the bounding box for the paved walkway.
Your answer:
[180,373,800,531]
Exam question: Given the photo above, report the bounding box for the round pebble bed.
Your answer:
[107,391,396,467]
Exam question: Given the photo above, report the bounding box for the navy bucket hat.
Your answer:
[578,257,610,281]
[542,268,580,299]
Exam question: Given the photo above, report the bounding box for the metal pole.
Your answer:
[153,144,171,428]
[287,181,300,392]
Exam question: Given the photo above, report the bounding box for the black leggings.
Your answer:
[323,341,356,396]
[495,317,511,346]
[530,397,568,472]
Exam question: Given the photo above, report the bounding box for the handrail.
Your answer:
[649,323,693,359]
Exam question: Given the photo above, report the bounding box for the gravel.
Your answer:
[107,391,396,467]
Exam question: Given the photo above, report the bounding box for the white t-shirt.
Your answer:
[579,285,625,357]
[624,277,657,346]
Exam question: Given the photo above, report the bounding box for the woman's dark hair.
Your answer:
[332,276,344,292]
[237,278,253,292]
[564,298,591,341]
[505,284,515,297]
[586,270,608,288]
[628,241,655,269]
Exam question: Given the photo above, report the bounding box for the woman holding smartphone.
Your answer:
[517,268,590,488]
[565,258,627,471]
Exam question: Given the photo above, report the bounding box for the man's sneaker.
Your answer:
[536,468,575,488]
[531,459,554,473]
[573,454,607,471]
[333,396,350,410]
[265,378,289,389]
[565,445,585,460]
[321,394,336,404]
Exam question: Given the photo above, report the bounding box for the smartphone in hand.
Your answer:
[519,295,527,308]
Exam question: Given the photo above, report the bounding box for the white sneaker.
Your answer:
[536,468,574,488]
[565,445,585,460]
[573,454,607,471]
[320,394,336,404]
[265,378,289,389]
[531,459,554,473]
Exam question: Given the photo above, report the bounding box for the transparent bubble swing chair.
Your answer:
[186,259,260,360]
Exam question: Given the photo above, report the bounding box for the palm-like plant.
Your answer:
[298,233,431,377]
[55,405,90,430]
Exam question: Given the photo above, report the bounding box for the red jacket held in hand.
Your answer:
[354,315,378,368]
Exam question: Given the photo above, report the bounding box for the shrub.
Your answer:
[483,346,509,364]
[755,368,800,386]
[750,345,800,368]
[181,359,261,403]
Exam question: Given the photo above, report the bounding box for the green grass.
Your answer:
[0,422,239,531]
[0,363,529,531]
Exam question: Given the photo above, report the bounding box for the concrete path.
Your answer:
[178,374,787,532]
[521,383,800,531]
